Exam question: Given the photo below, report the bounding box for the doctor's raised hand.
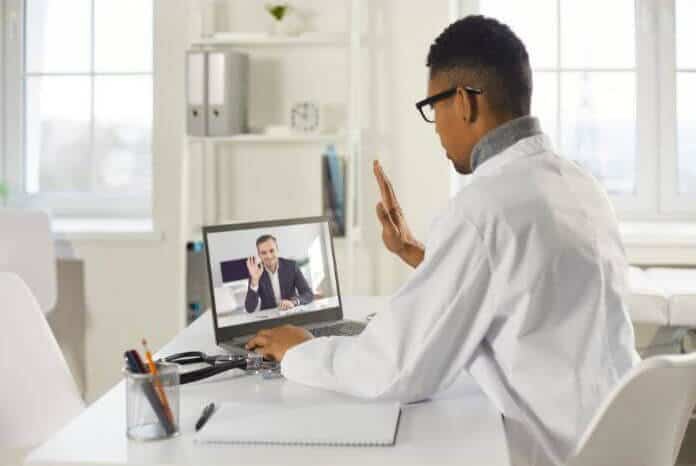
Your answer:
[373,160,425,268]
[246,257,263,288]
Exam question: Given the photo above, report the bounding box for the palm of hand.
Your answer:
[246,259,263,281]
[382,215,407,253]
[374,161,417,253]
[252,264,262,280]
[378,202,417,253]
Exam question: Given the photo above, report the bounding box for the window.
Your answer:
[453,0,696,220]
[676,0,696,196]
[2,0,153,218]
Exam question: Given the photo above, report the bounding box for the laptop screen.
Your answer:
[203,217,342,342]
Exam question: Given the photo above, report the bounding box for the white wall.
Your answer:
[53,0,457,402]
[53,0,189,402]
[187,0,455,297]
[369,0,453,294]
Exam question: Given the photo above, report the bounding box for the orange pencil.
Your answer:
[142,338,174,423]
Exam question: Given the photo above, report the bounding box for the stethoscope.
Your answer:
[160,351,279,384]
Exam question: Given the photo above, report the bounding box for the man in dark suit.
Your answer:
[244,234,314,313]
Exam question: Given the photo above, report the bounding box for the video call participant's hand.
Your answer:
[279,299,296,311]
[373,160,425,268]
[246,256,263,287]
[245,325,313,361]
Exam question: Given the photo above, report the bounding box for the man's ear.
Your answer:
[454,87,472,123]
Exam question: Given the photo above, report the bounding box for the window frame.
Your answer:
[659,1,695,215]
[0,0,5,198]
[2,0,153,218]
[452,0,696,221]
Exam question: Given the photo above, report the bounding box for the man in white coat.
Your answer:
[246,15,640,466]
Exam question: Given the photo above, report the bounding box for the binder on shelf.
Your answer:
[207,51,249,137]
[322,144,346,236]
[186,51,208,136]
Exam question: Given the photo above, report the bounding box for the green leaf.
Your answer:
[265,4,288,21]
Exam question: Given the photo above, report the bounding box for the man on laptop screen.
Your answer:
[204,218,363,345]
[245,234,314,313]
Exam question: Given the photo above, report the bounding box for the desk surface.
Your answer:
[27,296,510,466]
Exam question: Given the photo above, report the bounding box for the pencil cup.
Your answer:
[124,362,180,441]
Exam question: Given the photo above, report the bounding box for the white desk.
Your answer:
[27,296,510,466]
[216,296,341,327]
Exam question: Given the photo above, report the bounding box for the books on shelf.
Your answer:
[322,144,346,237]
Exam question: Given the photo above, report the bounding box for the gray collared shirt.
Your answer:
[470,116,543,172]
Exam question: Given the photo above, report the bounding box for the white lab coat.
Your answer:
[282,134,640,466]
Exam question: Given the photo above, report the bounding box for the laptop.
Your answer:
[203,216,366,355]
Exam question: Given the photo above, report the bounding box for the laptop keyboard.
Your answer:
[309,321,366,337]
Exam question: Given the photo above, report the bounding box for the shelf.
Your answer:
[192,32,348,47]
[187,133,344,144]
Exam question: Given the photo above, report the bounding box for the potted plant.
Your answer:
[265,3,297,35]
[0,181,7,203]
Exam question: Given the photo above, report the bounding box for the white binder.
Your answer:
[186,51,208,136]
[207,51,249,136]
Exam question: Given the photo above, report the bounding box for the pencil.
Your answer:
[142,338,174,423]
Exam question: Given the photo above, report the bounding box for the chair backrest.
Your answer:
[0,208,57,313]
[0,272,83,449]
[568,353,696,466]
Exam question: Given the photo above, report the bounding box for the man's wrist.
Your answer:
[250,281,259,291]
[399,241,425,268]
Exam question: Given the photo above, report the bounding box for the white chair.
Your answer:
[0,272,83,452]
[0,208,57,314]
[568,353,696,466]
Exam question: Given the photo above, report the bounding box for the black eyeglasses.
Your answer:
[415,86,483,123]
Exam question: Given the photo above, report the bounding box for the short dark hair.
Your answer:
[255,234,277,248]
[426,15,532,117]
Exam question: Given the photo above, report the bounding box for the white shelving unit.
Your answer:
[191,32,348,47]
[181,0,368,323]
[187,133,343,144]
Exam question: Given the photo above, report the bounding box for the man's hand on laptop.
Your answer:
[279,299,295,311]
[245,325,313,361]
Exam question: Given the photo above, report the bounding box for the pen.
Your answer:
[195,402,216,432]
[131,349,148,374]
[142,338,175,423]
[124,351,140,373]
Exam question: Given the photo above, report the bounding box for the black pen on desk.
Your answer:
[195,402,216,432]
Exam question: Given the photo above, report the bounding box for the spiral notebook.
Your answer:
[194,401,402,446]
